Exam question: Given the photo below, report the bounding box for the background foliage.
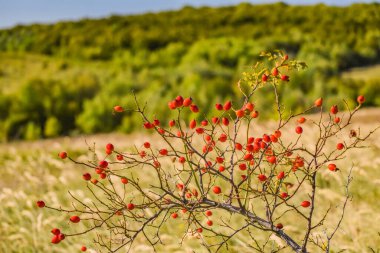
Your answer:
[0,2,379,141]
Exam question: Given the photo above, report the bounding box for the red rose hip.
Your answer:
[212,186,221,194]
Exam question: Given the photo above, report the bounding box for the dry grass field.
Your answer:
[0,108,379,253]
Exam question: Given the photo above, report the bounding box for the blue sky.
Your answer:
[0,0,378,28]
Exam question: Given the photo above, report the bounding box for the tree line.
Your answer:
[0,2,379,141]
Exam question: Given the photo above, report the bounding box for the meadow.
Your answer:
[1,2,380,253]
[1,108,379,253]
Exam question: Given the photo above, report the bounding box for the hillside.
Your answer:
[0,3,379,141]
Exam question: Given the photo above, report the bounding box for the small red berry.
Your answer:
[267,156,276,164]
[106,143,114,152]
[175,96,184,107]
[81,246,87,252]
[236,109,245,118]
[113,105,124,113]
[51,235,61,244]
[143,122,153,129]
[212,186,221,194]
[216,157,224,164]
[176,183,184,191]
[337,143,344,150]
[219,166,225,172]
[195,128,204,134]
[36,200,45,208]
[192,188,199,197]
[330,105,338,114]
[153,160,160,168]
[276,223,284,229]
[263,134,271,143]
[274,130,282,138]
[99,160,108,168]
[334,117,341,123]
[277,171,285,180]
[301,201,311,208]
[251,110,259,118]
[244,153,253,161]
[143,142,150,149]
[169,120,176,127]
[239,163,247,171]
[58,233,65,241]
[245,102,254,112]
[127,203,135,210]
[295,126,303,134]
[178,157,186,164]
[121,177,128,184]
[183,97,192,107]
[215,103,223,110]
[223,101,232,111]
[272,68,279,76]
[280,75,289,81]
[51,228,60,235]
[139,151,146,158]
[258,174,267,182]
[219,134,227,142]
[297,117,306,124]
[171,213,178,219]
[82,173,91,181]
[357,95,365,104]
[205,210,213,216]
[95,168,104,174]
[190,104,199,113]
[314,98,323,107]
[189,119,197,129]
[157,128,165,135]
[206,220,213,226]
[262,74,268,82]
[58,152,67,159]
[270,135,278,143]
[168,100,177,110]
[280,192,288,199]
[222,117,229,126]
[212,117,220,124]
[328,164,337,171]
[159,149,168,156]
[70,216,80,223]
[196,228,203,233]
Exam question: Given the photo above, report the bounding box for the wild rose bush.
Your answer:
[37,51,375,253]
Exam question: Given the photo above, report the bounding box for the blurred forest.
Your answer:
[0,2,379,141]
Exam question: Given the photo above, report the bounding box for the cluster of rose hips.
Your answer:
[36,200,87,250]
[261,54,290,83]
[168,96,199,112]
[38,75,366,249]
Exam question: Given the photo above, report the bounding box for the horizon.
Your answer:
[0,0,379,29]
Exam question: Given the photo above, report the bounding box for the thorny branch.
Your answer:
[40,51,377,253]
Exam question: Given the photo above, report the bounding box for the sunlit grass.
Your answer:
[0,109,379,252]
[342,64,380,81]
